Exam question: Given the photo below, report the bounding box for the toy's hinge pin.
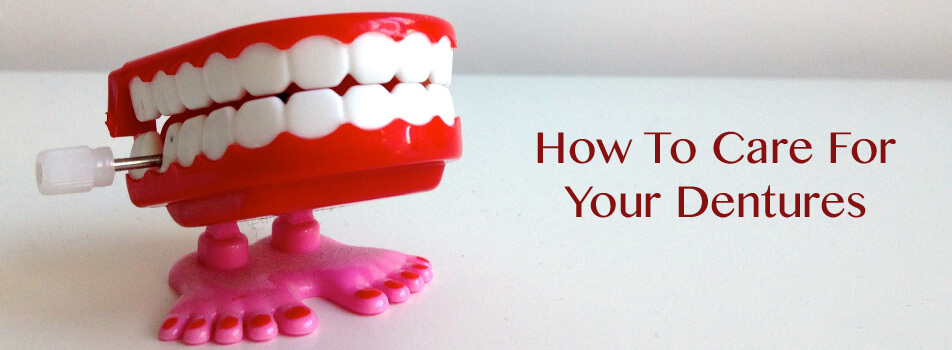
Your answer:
[113,155,163,171]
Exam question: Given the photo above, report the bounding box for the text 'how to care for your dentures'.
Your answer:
[537,132,896,219]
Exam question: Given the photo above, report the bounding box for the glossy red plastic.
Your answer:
[130,118,461,227]
[105,13,457,138]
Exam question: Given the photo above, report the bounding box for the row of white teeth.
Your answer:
[128,83,455,179]
[130,32,453,122]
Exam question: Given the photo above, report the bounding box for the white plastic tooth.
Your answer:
[429,36,453,85]
[349,32,399,84]
[174,62,213,110]
[152,71,186,116]
[391,83,429,125]
[203,53,246,103]
[234,97,285,148]
[344,85,395,130]
[286,89,344,139]
[176,115,206,167]
[129,131,162,179]
[236,43,291,97]
[129,77,160,122]
[427,84,456,125]
[149,74,170,116]
[289,36,348,89]
[202,107,236,161]
[160,123,182,172]
[396,32,433,83]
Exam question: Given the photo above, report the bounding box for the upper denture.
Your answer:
[129,31,453,124]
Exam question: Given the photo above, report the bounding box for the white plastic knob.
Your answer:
[36,146,115,195]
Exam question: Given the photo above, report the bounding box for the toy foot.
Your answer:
[267,210,434,314]
[302,237,434,315]
[163,216,433,345]
[158,286,319,344]
[162,222,317,345]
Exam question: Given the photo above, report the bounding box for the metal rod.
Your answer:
[112,155,163,171]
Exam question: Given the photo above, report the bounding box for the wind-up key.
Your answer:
[36,146,162,195]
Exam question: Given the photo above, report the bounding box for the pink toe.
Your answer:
[378,279,410,303]
[246,314,278,342]
[158,315,186,341]
[395,270,425,293]
[213,315,243,344]
[412,256,431,267]
[348,288,389,315]
[181,317,212,345]
[275,305,319,336]
[408,263,434,282]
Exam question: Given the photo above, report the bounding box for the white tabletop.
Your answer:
[1,72,950,348]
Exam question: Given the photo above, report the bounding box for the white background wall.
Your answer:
[1,0,949,78]
[2,1,950,347]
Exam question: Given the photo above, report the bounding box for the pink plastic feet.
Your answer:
[160,211,433,345]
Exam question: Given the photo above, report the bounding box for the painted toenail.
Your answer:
[400,271,420,279]
[162,317,178,330]
[219,316,239,329]
[187,318,206,329]
[411,263,428,269]
[285,306,311,319]
[384,280,405,289]
[250,314,271,328]
[355,288,383,299]
[416,256,430,263]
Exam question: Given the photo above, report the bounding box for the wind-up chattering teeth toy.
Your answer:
[35,13,459,345]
